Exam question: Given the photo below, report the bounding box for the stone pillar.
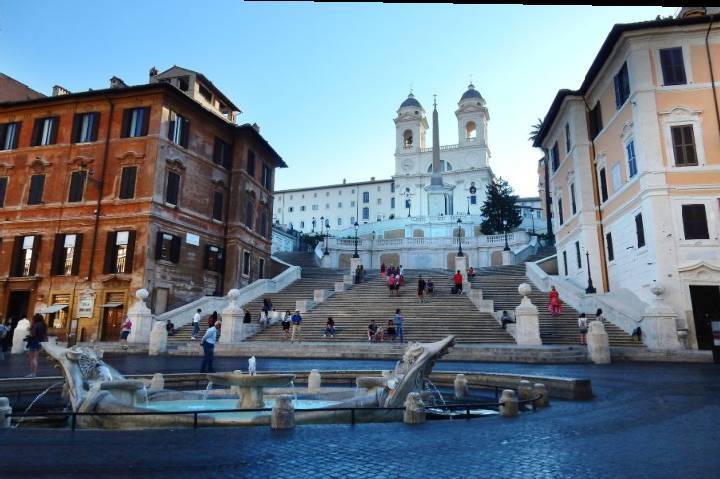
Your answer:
[219,289,245,344]
[587,320,611,364]
[271,395,295,429]
[514,284,542,345]
[454,374,469,400]
[0,397,11,428]
[11,318,30,354]
[454,255,468,283]
[499,389,518,417]
[403,392,426,425]
[641,282,683,349]
[127,289,154,344]
[308,369,321,393]
[148,321,168,356]
[533,383,550,408]
[502,249,514,266]
[517,380,532,401]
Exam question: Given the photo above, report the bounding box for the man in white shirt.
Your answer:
[191,308,202,340]
[200,320,221,373]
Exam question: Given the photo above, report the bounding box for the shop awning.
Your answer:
[38,304,69,314]
[101,302,124,308]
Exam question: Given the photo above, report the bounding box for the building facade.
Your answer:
[535,10,720,350]
[0,67,284,342]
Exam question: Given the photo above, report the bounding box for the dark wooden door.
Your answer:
[101,307,124,341]
[689,285,720,350]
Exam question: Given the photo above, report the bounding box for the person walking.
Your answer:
[259,310,269,329]
[26,313,48,377]
[387,273,395,297]
[595,308,605,323]
[394,273,401,296]
[380,262,386,278]
[281,311,292,341]
[120,316,132,350]
[500,310,514,329]
[191,308,202,340]
[417,275,427,303]
[386,319,396,342]
[394,309,404,343]
[453,270,463,295]
[208,311,218,328]
[578,313,589,345]
[291,310,303,342]
[548,286,563,317]
[200,320,221,373]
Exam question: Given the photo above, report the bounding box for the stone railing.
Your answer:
[329,231,528,251]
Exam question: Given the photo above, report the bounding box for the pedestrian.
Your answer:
[355,265,361,284]
[166,320,176,336]
[120,316,132,349]
[387,272,395,297]
[453,270,463,295]
[417,275,426,303]
[426,278,434,297]
[208,311,218,328]
[578,313,589,345]
[291,310,302,342]
[595,308,605,323]
[324,317,336,338]
[394,308,404,343]
[281,311,292,340]
[380,262,386,278]
[548,286,563,316]
[191,308,202,340]
[500,310,514,329]
[0,320,10,360]
[259,310,268,329]
[467,266,476,278]
[386,319,396,342]
[243,310,252,324]
[26,313,48,377]
[394,273,401,296]
[200,320,221,373]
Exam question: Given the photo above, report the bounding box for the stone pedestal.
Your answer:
[127,289,154,344]
[0,397,11,428]
[238,386,265,409]
[334,282,346,293]
[295,299,315,314]
[499,389,518,417]
[642,282,682,349]
[342,274,353,285]
[454,374,469,400]
[148,321,168,356]
[502,250,514,266]
[587,320,611,364]
[11,318,30,354]
[350,257,363,277]
[517,380,532,401]
[219,289,244,344]
[149,373,164,392]
[308,369,321,393]
[403,392,426,425]
[454,256,468,282]
[533,383,550,407]
[514,284,542,345]
[271,395,295,430]
[314,289,332,304]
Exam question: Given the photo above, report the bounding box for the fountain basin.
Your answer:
[206,373,296,409]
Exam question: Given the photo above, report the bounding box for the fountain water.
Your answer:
[248,356,257,376]
[14,382,64,428]
[423,379,447,408]
[203,381,214,400]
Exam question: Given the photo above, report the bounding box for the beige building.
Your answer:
[535,9,720,351]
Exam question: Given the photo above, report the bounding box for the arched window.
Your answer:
[403,130,413,148]
[427,161,453,172]
[466,121,477,140]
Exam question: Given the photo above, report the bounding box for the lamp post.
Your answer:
[352,221,359,258]
[466,196,471,215]
[503,219,510,251]
[311,216,316,233]
[585,250,597,294]
[320,216,325,235]
[323,218,330,256]
[456,218,464,257]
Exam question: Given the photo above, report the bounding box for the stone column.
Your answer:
[148,320,168,356]
[454,374,469,400]
[127,289,154,344]
[403,392,426,425]
[641,282,682,349]
[587,320,611,364]
[0,397,11,428]
[499,389,518,417]
[271,395,295,429]
[308,369,321,393]
[219,289,245,344]
[514,284,542,345]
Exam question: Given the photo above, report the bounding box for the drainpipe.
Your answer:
[218,138,233,296]
[706,17,720,143]
[542,153,554,244]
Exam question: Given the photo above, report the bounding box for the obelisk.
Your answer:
[425,96,454,215]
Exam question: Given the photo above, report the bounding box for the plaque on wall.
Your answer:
[77,290,96,318]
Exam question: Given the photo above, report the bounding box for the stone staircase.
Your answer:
[468,263,641,347]
[273,251,319,268]
[249,269,515,344]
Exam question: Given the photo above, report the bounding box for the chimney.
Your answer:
[149,66,158,81]
[52,85,71,97]
[109,76,128,89]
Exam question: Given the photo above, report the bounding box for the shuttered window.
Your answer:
[614,62,630,109]
[119,166,137,199]
[167,110,190,148]
[103,230,136,274]
[0,122,21,150]
[575,241,581,269]
[606,233,614,262]
[11,235,41,277]
[165,171,180,206]
[31,117,59,146]
[671,125,698,166]
[28,174,45,205]
[68,171,87,202]
[599,168,608,203]
[247,150,256,177]
[204,245,224,272]
[570,184,577,215]
[121,107,150,138]
[51,233,83,276]
[71,112,100,143]
[589,103,602,139]
[0,177,7,208]
[659,47,687,86]
[155,232,181,263]
[562,251,568,276]
[551,142,559,172]
[213,138,231,168]
[682,204,709,240]
[557,198,564,225]
[212,191,223,221]
[635,213,645,248]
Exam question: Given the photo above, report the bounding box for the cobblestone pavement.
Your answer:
[1,356,719,478]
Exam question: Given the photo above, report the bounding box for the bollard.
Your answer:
[308,369,321,393]
[533,383,550,408]
[0,397,11,428]
[403,392,426,425]
[271,395,295,430]
[454,374,469,400]
[517,380,532,401]
[499,389,518,417]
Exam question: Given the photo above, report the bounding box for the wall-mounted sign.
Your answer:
[77,290,96,318]
[186,233,200,246]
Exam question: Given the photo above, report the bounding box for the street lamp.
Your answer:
[456,218,464,257]
[323,218,330,256]
[320,216,325,235]
[503,219,510,251]
[352,221,359,258]
[585,250,597,294]
[311,216,316,232]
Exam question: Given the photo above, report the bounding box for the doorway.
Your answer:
[6,291,31,329]
[101,306,124,341]
[689,285,720,350]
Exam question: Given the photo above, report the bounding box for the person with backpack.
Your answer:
[578,313,589,345]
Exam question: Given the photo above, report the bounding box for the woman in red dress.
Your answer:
[548,286,563,316]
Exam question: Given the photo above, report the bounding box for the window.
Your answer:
[68,171,87,202]
[612,163,622,192]
[245,200,254,229]
[262,165,272,190]
[589,102,603,139]
[11,235,40,277]
[300,221,305,229]
[350,201,355,207]
[565,123,571,154]
[32,116,58,146]
[682,204,709,240]
[198,84,212,103]
[362,207,369,220]
[121,107,150,138]
[391,197,395,209]
[325,203,330,209]
[71,112,99,143]
[562,251,568,276]
[213,138,232,168]
[551,142,559,172]
[599,168,608,202]
[119,166,137,199]
[259,212,268,237]
[338,202,342,208]
[52,233,82,275]
[247,150,256,177]
[212,191,223,221]
[558,198,564,225]
[312,204,318,211]
[626,141,638,178]
[165,171,180,206]
[337,218,342,226]
[288,207,294,212]
[377,198,382,205]
[570,184,577,215]
[614,62,630,109]
[104,231,135,274]
[671,125,698,166]
[363,192,369,203]
[0,122,21,150]
[258,258,265,279]
[660,47,687,86]
[0,177,7,208]
[204,245,224,272]
[391,182,395,193]
[167,111,190,147]
[177,76,190,92]
[606,232,614,262]
[575,242,581,269]
[155,232,181,263]
[635,213,645,248]
[242,250,251,276]
[28,174,45,205]
[300,205,306,212]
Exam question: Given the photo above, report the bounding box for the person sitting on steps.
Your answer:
[324,317,336,338]
[367,320,383,342]
[500,311,514,329]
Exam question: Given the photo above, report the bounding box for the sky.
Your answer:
[1,3,675,197]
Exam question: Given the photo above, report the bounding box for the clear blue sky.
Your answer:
[1,3,674,196]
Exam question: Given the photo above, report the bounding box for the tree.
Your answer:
[480,177,523,235]
[528,117,544,144]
